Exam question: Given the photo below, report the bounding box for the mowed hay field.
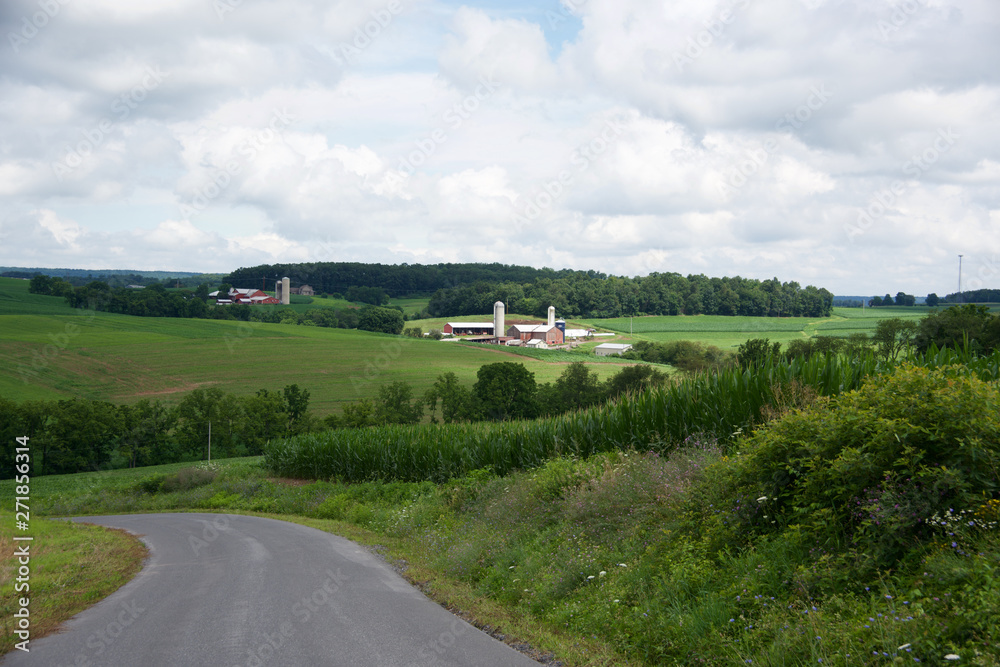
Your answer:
[0,279,630,414]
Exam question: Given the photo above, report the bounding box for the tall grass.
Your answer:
[265,346,1000,482]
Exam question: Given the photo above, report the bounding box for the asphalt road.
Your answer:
[3,513,541,667]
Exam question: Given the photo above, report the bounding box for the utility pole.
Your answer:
[958,254,964,304]
[208,421,211,462]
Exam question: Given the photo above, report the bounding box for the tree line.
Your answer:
[224,262,583,298]
[0,385,313,478]
[0,361,668,477]
[427,273,834,319]
[30,276,406,334]
[327,361,670,428]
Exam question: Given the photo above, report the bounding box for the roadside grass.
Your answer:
[11,381,1000,666]
[0,512,147,655]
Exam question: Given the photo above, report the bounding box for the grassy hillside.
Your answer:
[0,279,629,413]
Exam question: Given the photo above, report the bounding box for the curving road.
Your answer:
[2,514,540,667]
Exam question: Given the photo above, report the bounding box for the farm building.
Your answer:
[594,343,633,357]
[506,323,563,345]
[564,328,592,339]
[209,288,280,305]
[505,305,565,345]
[443,322,496,336]
[290,285,315,296]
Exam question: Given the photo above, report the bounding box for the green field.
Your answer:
[585,307,941,349]
[0,279,630,414]
[6,277,991,413]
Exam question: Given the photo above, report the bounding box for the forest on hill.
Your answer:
[223,262,585,297]
[226,262,834,319]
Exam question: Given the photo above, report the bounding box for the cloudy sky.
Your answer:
[1,0,998,295]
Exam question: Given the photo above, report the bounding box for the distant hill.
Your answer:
[0,267,223,289]
[0,267,204,279]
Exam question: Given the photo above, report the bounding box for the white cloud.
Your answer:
[0,0,997,294]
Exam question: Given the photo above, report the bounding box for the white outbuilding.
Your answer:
[594,343,633,357]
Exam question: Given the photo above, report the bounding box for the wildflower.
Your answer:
[899,644,911,650]
[619,563,627,567]
[757,496,767,502]
[599,571,607,577]
[944,655,960,661]
[587,575,595,580]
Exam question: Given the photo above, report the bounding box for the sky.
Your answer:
[1,0,998,296]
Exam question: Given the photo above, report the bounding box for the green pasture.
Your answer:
[0,280,630,414]
[388,296,430,316]
[582,307,937,349]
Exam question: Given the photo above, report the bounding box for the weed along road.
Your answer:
[2,514,540,667]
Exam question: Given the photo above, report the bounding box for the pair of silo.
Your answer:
[275,277,291,305]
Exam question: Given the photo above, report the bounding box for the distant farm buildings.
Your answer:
[443,304,569,347]
[210,287,280,305]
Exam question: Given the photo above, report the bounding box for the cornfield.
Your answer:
[265,346,1000,482]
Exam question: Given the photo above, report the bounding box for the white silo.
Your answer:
[548,305,555,328]
[281,277,290,305]
[494,301,505,339]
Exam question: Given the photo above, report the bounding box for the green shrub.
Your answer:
[316,494,351,520]
[132,473,168,494]
[160,467,218,493]
[733,364,1000,567]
